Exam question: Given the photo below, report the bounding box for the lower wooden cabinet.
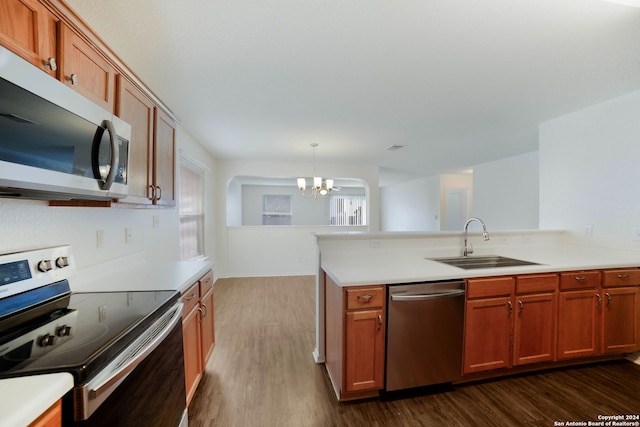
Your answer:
[182,270,215,406]
[602,286,638,354]
[28,399,61,427]
[324,274,385,400]
[557,289,600,359]
[464,274,558,375]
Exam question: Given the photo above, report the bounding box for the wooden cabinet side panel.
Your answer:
[153,108,176,206]
[463,297,512,374]
[557,290,600,359]
[344,309,384,392]
[324,275,344,396]
[602,287,638,354]
[115,76,154,205]
[513,293,557,366]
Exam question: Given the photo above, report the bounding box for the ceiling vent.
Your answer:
[386,145,405,151]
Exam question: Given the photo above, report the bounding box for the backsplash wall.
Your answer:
[0,199,180,269]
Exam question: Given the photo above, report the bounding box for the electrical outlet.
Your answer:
[632,227,640,242]
[96,230,104,248]
[584,224,593,237]
[370,239,382,248]
[125,228,132,244]
[152,215,160,229]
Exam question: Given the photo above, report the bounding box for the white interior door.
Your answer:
[444,188,469,231]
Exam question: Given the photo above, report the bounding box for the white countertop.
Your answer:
[72,255,214,293]
[0,373,73,427]
[321,243,640,286]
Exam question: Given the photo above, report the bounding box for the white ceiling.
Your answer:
[66,0,640,185]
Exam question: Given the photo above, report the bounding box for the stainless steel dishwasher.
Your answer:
[385,280,466,391]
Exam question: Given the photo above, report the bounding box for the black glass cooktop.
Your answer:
[0,286,179,382]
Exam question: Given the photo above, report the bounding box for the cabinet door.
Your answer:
[28,399,61,427]
[557,290,600,359]
[115,76,154,205]
[153,109,176,206]
[59,24,115,112]
[464,297,512,374]
[182,305,202,406]
[513,293,556,366]
[344,309,384,392]
[602,287,638,354]
[200,288,215,367]
[0,0,58,76]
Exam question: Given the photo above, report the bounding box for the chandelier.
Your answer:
[297,143,334,199]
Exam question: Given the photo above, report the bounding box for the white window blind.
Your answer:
[262,195,292,225]
[179,159,205,260]
[330,195,366,226]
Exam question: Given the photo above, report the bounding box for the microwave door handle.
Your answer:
[93,120,119,190]
[103,120,119,191]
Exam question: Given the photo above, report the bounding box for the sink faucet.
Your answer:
[463,217,489,257]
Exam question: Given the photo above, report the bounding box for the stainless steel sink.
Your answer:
[428,255,540,269]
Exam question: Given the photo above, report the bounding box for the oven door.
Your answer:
[65,302,187,427]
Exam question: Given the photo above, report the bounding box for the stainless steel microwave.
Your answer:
[0,46,131,201]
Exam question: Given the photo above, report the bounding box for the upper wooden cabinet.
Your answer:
[59,23,116,112]
[116,76,155,205]
[0,0,58,76]
[152,109,177,206]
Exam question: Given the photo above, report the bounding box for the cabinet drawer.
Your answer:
[602,269,640,288]
[466,277,515,299]
[199,270,214,295]
[181,282,200,315]
[516,274,558,294]
[346,287,385,310]
[560,271,601,290]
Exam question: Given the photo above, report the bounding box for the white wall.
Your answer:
[380,175,440,231]
[473,151,539,230]
[216,159,378,277]
[539,90,640,248]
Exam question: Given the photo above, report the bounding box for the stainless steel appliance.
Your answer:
[385,280,465,392]
[0,246,187,426]
[0,46,130,201]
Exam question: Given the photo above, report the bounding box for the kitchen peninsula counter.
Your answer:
[318,231,640,287]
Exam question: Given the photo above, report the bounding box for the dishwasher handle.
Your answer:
[391,289,465,301]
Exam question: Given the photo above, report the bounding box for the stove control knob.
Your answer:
[55,256,69,268]
[39,334,55,347]
[37,260,53,272]
[56,325,72,337]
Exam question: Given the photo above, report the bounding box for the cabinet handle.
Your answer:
[200,303,208,319]
[575,276,587,282]
[596,293,602,305]
[377,314,382,330]
[43,57,57,71]
[507,301,513,314]
[185,293,197,302]
[357,294,373,302]
[147,185,155,200]
[605,293,612,306]
[156,185,162,201]
[66,74,78,85]
[617,274,630,279]
[518,300,524,313]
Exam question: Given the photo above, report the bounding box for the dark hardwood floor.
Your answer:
[188,276,640,427]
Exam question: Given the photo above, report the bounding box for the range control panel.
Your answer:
[0,246,75,301]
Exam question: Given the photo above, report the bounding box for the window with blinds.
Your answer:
[179,159,205,260]
[330,195,366,226]
[262,195,292,225]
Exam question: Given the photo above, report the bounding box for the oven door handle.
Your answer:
[85,301,183,401]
